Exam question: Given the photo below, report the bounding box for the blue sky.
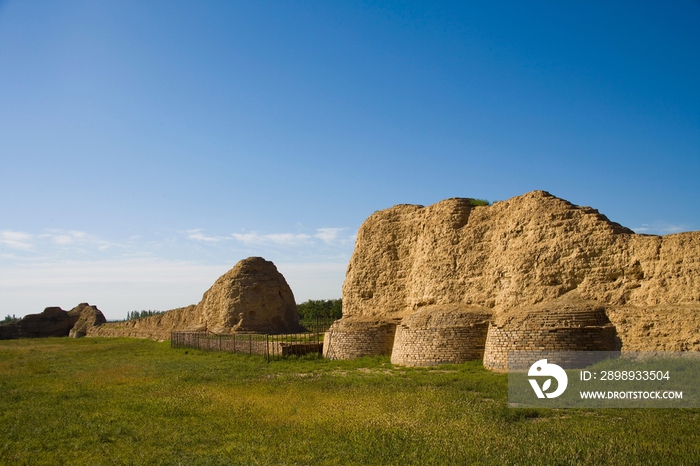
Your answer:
[1,1,698,319]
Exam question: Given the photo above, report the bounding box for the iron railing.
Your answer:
[170,317,336,362]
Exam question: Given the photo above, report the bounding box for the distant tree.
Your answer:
[2,314,18,324]
[126,310,165,321]
[296,299,342,320]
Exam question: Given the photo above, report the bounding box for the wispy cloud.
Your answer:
[231,232,312,246]
[633,223,689,235]
[45,230,87,245]
[314,227,345,243]
[228,228,351,247]
[0,229,121,257]
[186,229,225,243]
[0,230,33,251]
[42,229,119,251]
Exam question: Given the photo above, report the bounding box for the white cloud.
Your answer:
[659,226,686,234]
[314,227,345,243]
[186,229,225,242]
[231,232,312,246]
[266,233,312,244]
[49,230,87,245]
[633,223,688,235]
[52,235,73,245]
[0,230,33,251]
[230,228,352,247]
[34,229,118,251]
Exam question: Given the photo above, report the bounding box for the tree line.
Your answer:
[296,299,342,320]
[125,310,165,321]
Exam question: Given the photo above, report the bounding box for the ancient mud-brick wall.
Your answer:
[390,305,491,366]
[483,304,620,371]
[323,320,397,360]
[337,191,700,361]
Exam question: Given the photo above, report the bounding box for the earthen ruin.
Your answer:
[89,257,304,339]
[0,303,106,340]
[324,191,700,369]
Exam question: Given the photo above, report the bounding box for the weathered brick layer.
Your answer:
[323,319,397,359]
[390,305,491,366]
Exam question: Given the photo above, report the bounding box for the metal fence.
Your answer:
[170,318,336,362]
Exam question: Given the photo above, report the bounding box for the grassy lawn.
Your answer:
[0,338,698,465]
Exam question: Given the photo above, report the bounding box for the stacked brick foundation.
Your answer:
[390,306,491,366]
[323,319,397,359]
[483,305,621,371]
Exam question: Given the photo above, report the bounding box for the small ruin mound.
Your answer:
[191,256,304,334]
[391,305,492,366]
[88,257,304,339]
[0,303,106,340]
[67,303,108,338]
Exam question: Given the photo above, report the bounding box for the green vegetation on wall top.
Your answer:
[469,198,490,206]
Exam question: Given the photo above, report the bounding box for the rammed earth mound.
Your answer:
[328,191,700,367]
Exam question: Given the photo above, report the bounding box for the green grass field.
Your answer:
[1,338,698,465]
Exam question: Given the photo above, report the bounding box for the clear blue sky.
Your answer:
[1,1,698,319]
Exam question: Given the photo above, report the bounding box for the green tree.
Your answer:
[296,299,342,320]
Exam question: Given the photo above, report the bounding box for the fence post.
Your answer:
[249,334,252,355]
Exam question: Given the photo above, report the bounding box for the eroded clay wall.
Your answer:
[338,191,700,360]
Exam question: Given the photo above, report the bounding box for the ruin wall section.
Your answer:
[336,191,700,362]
